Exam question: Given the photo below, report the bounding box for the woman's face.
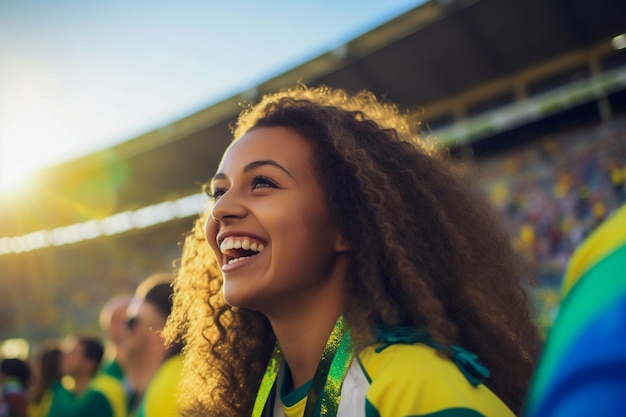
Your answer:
[206,126,348,315]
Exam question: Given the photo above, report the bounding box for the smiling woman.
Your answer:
[163,85,542,417]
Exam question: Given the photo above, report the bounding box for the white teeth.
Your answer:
[227,256,252,265]
[219,236,265,254]
[220,239,234,251]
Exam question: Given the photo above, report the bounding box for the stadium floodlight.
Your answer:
[613,33,626,50]
[0,192,209,255]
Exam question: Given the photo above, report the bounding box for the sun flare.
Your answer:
[1,126,45,193]
[0,106,73,194]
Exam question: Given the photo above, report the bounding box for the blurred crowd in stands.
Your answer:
[1,274,182,417]
[0,227,182,346]
[474,117,626,330]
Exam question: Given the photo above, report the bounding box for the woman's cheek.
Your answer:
[204,217,221,258]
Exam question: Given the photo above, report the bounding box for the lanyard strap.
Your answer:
[253,344,282,417]
[252,316,353,417]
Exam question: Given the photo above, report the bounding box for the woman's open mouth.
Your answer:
[220,236,266,266]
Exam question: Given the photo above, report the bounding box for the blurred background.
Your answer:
[1,0,625,356]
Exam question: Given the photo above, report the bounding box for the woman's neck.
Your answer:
[269,299,344,389]
[264,254,349,389]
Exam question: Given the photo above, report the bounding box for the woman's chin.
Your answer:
[222,290,255,310]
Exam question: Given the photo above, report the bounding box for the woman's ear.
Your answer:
[335,234,350,253]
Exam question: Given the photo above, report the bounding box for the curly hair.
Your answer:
[163,85,542,416]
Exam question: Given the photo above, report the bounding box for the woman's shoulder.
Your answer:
[355,343,514,417]
[358,342,462,384]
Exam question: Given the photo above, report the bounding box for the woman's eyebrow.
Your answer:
[244,160,293,178]
[211,159,294,183]
[211,173,226,183]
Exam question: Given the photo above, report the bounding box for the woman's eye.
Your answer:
[211,189,226,200]
[205,185,226,201]
[251,175,276,190]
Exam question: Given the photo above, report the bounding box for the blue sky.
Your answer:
[0,0,424,191]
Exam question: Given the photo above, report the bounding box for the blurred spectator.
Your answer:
[474,119,626,331]
[609,159,626,203]
[122,273,182,417]
[1,357,31,417]
[524,203,626,416]
[99,294,132,381]
[60,336,126,417]
[26,341,73,417]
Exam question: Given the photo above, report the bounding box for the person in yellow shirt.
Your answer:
[164,85,542,417]
[27,342,73,417]
[59,336,126,417]
[122,274,183,417]
[98,294,132,382]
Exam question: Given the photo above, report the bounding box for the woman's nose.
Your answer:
[210,189,247,223]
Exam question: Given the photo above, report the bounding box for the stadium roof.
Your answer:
[2,0,625,238]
